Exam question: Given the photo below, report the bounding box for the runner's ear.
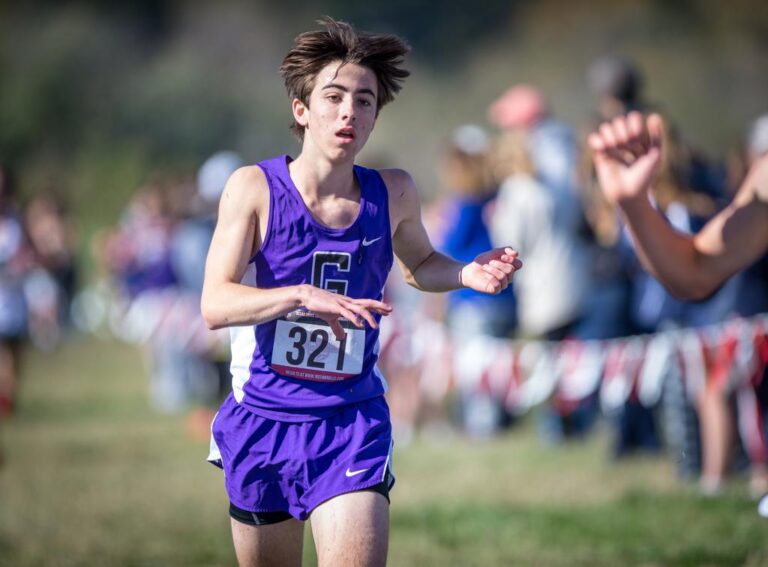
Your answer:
[292,98,309,128]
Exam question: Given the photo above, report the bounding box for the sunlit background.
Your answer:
[2,1,768,565]
[3,1,768,235]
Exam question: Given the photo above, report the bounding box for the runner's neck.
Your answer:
[290,150,358,201]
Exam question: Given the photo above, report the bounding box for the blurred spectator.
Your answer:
[433,125,517,438]
[171,152,242,437]
[722,113,768,498]
[105,184,177,300]
[587,54,723,201]
[102,182,186,413]
[587,55,644,121]
[24,193,78,349]
[488,85,590,341]
[619,116,736,478]
[733,115,768,319]
[582,56,660,459]
[583,56,735,466]
[488,86,594,442]
[171,151,243,294]
[489,84,579,195]
[748,115,768,162]
[0,164,32,419]
[624,122,732,336]
[577,55,652,343]
[74,155,239,431]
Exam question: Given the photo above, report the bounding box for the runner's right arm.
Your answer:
[200,166,390,340]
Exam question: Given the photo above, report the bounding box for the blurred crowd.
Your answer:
[0,166,78,410]
[80,152,244,435]
[3,55,768,500]
[383,55,768,500]
[0,164,80,465]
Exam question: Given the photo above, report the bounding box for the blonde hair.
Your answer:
[439,145,494,197]
[652,123,717,217]
[489,130,535,184]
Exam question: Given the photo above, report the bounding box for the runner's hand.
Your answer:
[588,112,664,206]
[459,247,522,294]
[298,285,392,340]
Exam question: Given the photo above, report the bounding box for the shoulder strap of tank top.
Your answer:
[256,155,291,195]
[354,164,388,207]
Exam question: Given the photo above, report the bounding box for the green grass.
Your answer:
[1,338,767,566]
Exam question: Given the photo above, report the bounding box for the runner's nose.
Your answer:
[341,98,356,122]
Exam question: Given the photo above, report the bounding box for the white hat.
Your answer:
[197,151,243,203]
[748,114,768,158]
[451,124,489,155]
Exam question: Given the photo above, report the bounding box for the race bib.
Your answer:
[271,316,365,381]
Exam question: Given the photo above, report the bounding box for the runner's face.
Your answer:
[295,61,378,160]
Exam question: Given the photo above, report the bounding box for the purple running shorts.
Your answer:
[208,393,394,521]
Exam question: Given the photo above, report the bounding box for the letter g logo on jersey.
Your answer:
[312,251,351,295]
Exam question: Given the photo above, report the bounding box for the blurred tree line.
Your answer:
[1,0,767,263]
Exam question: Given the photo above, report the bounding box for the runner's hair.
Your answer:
[280,17,410,140]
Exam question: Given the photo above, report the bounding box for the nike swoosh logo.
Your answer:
[345,467,369,477]
[361,236,382,247]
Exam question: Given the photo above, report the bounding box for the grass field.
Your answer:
[1,337,767,566]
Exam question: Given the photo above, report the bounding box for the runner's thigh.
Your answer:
[310,490,389,567]
[230,517,305,567]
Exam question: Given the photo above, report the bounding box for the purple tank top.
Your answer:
[229,155,394,421]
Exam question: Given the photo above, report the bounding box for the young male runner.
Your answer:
[201,18,522,566]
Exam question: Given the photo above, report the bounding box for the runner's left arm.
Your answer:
[381,169,522,294]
